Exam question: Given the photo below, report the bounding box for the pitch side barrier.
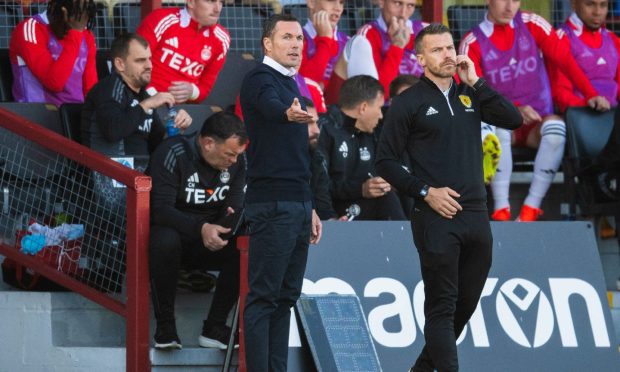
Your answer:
[0,107,151,372]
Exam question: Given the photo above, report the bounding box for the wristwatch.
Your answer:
[419,185,430,198]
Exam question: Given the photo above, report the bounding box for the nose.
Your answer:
[398,7,408,19]
[146,58,153,69]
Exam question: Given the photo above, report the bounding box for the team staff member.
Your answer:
[10,0,98,106]
[137,0,230,103]
[552,0,619,112]
[460,0,606,221]
[376,24,521,371]
[149,112,247,349]
[318,75,405,220]
[240,14,322,372]
[82,33,191,157]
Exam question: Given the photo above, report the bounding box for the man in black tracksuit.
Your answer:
[319,75,406,220]
[376,24,521,372]
[148,112,248,350]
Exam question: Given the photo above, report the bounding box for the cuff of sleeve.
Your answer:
[472,78,486,91]
[190,84,200,101]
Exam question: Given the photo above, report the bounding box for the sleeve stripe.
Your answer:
[24,19,37,44]
[154,15,179,41]
[214,27,230,52]
[459,33,476,55]
[522,12,552,35]
[358,24,372,37]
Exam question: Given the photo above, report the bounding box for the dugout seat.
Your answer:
[202,51,257,110]
[447,5,486,49]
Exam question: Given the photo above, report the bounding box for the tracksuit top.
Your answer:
[10,12,97,106]
[301,21,350,85]
[149,133,246,240]
[137,7,230,103]
[376,76,522,211]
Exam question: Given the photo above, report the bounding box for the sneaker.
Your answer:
[198,324,239,350]
[491,207,511,221]
[177,269,217,292]
[517,205,543,222]
[482,133,501,184]
[154,322,182,350]
[597,171,618,201]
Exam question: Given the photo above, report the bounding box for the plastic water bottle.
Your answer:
[166,106,179,137]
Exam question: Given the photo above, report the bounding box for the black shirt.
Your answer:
[148,134,246,240]
[81,71,165,157]
[376,76,521,211]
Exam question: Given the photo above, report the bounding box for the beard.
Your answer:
[427,63,456,79]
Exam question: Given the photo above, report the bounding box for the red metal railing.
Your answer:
[0,107,151,372]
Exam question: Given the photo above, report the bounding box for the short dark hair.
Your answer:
[389,74,419,98]
[110,33,149,63]
[339,75,384,110]
[200,111,248,145]
[48,0,97,39]
[261,14,300,52]
[414,23,452,55]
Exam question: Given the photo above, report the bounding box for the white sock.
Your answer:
[524,119,566,208]
[480,122,496,142]
[491,128,513,211]
[345,35,379,79]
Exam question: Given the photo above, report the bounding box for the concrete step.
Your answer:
[151,348,238,371]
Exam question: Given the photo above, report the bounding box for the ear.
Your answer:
[358,101,368,116]
[113,57,125,72]
[263,37,273,55]
[417,53,426,68]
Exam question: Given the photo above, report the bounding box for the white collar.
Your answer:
[38,11,49,24]
[567,12,603,37]
[263,56,297,77]
[303,20,340,40]
[479,11,515,37]
[180,7,191,28]
[376,15,413,33]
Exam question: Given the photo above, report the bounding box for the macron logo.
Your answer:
[339,141,349,158]
[426,106,439,116]
[597,57,607,65]
[165,37,179,48]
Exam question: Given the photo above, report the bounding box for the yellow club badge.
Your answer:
[459,95,472,108]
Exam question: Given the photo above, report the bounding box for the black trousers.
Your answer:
[243,201,312,372]
[149,225,239,330]
[410,204,492,372]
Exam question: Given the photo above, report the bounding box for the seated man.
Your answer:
[149,111,248,350]
[10,0,98,106]
[299,0,348,88]
[137,0,230,103]
[460,0,605,221]
[81,33,191,159]
[318,75,405,220]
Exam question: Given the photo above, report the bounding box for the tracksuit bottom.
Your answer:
[410,203,493,372]
[149,225,240,331]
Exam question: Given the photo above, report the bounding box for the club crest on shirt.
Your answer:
[201,46,212,61]
[220,170,230,183]
[459,95,472,108]
[359,147,371,161]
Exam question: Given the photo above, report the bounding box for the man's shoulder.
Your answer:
[521,11,553,35]
[357,22,380,39]
[143,7,179,24]
[13,16,48,43]
[89,73,128,102]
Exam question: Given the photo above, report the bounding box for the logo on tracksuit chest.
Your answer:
[184,172,229,204]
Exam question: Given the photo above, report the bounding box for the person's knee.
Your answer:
[540,119,566,149]
[150,226,182,261]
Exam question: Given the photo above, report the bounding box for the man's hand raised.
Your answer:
[286,98,314,123]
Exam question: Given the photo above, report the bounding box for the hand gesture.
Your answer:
[424,187,462,219]
[456,55,479,87]
[168,81,195,103]
[587,96,611,112]
[362,177,392,198]
[313,10,333,38]
[140,92,175,112]
[286,98,315,123]
[517,105,542,125]
[201,223,231,251]
[310,209,322,244]
[63,6,89,31]
[388,17,410,48]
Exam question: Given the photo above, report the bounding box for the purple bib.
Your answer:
[372,19,424,77]
[473,12,553,116]
[294,73,312,101]
[562,23,618,106]
[12,15,89,106]
[304,28,350,81]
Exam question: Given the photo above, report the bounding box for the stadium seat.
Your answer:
[0,49,13,102]
[157,104,220,135]
[96,50,112,80]
[203,51,257,110]
[59,102,84,144]
[447,5,486,49]
[563,107,619,219]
